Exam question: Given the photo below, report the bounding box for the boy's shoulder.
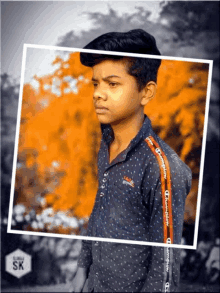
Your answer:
[142,131,192,183]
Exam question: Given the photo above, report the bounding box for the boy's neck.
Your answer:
[110,111,145,150]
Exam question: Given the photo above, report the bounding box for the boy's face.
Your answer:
[92,59,144,125]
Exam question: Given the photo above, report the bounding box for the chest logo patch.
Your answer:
[123,176,135,188]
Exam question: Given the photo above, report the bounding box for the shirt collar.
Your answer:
[100,114,152,151]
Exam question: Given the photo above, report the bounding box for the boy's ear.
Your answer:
[140,81,157,106]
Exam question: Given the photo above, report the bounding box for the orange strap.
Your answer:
[145,136,174,244]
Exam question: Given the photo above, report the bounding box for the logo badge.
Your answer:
[123,176,135,188]
[5,249,31,278]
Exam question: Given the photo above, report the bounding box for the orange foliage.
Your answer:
[16,52,209,227]
[145,60,208,223]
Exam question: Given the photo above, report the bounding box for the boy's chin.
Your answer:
[96,115,112,124]
[97,114,127,125]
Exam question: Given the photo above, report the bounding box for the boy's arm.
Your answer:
[78,141,103,269]
[77,239,93,268]
[141,245,181,292]
[141,178,181,292]
[77,209,95,269]
[70,228,93,292]
[70,182,99,292]
[141,154,192,292]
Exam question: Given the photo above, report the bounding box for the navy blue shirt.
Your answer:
[78,114,192,292]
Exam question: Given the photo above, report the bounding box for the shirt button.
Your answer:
[101,184,105,189]
[104,172,108,177]
[102,178,107,182]
[100,192,104,197]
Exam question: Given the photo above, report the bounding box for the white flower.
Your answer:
[79,218,84,225]
[47,224,54,231]
[30,78,39,91]
[53,218,62,227]
[31,221,38,229]
[29,209,36,217]
[52,160,60,168]
[21,234,32,242]
[39,197,46,207]
[51,86,61,97]
[17,162,23,169]
[40,99,49,108]
[3,218,8,225]
[36,214,42,221]
[72,87,78,94]
[188,78,195,84]
[24,214,31,222]
[56,211,69,223]
[13,204,26,215]
[64,88,71,94]
[69,218,79,229]
[41,215,53,224]
[11,219,16,226]
[42,208,54,216]
[38,221,44,230]
[15,215,24,223]
[43,84,50,90]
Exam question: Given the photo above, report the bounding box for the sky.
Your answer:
[1,1,162,83]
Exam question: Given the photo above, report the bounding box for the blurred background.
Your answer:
[1,1,219,292]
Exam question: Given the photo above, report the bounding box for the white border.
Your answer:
[193,59,213,248]
[7,44,213,250]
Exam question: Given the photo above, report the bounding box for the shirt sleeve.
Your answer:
[77,240,92,269]
[77,210,94,269]
[78,142,105,269]
[141,246,181,292]
[140,152,192,292]
[141,177,182,292]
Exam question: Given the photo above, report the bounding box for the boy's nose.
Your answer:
[93,90,107,101]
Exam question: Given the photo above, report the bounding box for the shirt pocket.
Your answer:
[107,182,142,239]
[111,181,139,206]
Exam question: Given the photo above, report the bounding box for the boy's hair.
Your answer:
[80,29,161,91]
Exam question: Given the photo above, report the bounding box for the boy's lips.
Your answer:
[95,105,109,114]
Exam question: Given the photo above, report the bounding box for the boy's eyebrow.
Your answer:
[92,75,121,82]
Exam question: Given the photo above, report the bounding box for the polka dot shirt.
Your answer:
[78,114,192,292]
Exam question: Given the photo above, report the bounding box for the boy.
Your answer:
[70,29,192,292]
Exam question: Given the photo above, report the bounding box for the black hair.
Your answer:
[80,29,161,91]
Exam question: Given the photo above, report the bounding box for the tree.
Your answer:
[2,3,219,239]
[1,74,19,218]
[14,52,209,232]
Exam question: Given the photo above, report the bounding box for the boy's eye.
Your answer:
[109,82,118,88]
[92,82,98,88]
